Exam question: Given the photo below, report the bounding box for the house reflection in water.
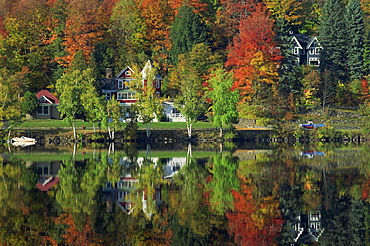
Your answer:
[291,211,324,244]
[102,157,187,217]
[33,161,61,191]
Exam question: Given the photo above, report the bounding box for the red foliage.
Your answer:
[218,0,257,38]
[226,181,281,246]
[362,79,369,96]
[362,180,370,200]
[51,213,103,246]
[226,3,281,98]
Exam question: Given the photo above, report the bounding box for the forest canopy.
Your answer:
[0,0,370,113]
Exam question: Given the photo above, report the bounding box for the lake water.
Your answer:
[1,141,369,245]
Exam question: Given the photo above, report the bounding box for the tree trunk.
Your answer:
[187,122,193,139]
[187,143,192,158]
[72,123,76,140]
[146,123,151,138]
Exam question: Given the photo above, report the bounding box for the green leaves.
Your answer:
[207,68,239,137]
[0,68,22,123]
[56,68,101,139]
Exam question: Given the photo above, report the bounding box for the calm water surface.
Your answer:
[1,141,369,245]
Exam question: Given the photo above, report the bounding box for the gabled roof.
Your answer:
[306,36,321,49]
[291,36,303,49]
[141,60,162,80]
[36,177,60,191]
[36,90,60,104]
[115,66,135,79]
[291,34,310,50]
[290,34,322,50]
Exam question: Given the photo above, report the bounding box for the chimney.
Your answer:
[106,68,112,79]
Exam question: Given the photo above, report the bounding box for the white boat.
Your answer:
[12,136,36,142]
[11,141,36,147]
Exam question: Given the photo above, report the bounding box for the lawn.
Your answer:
[13,119,215,129]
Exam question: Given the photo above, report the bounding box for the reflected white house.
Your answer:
[290,211,325,244]
[103,157,187,216]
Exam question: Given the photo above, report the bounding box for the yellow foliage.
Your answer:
[263,0,303,25]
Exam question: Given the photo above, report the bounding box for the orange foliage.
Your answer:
[218,0,257,39]
[362,79,369,96]
[57,0,106,66]
[168,0,208,15]
[49,213,103,246]
[226,3,281,99]
[140,0,173,59]
[226,180,282,246]
[362,180,370,200]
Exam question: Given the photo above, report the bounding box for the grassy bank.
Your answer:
[10,119,214,129]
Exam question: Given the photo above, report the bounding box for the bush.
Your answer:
[224,130,237,140]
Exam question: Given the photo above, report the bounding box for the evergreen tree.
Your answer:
[275,18,302,98]
[319,0,347,82]
[169,3,209,65]
[345,0,365,82]
[363,31,370,77]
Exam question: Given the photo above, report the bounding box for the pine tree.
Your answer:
[345,0,365,82]
[169,3,209,64]
[319,0,347,82]
[275,17,302,98]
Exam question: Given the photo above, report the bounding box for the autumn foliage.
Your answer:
[226,3,281,100]
[44,213,102,246]
[226,178,282,246]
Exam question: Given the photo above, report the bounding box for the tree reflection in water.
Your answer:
[0,142,369,245]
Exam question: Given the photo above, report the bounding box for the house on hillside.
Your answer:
[33,90,61,119]
[101,60,186,122]
[162,101,186,122]
[101,60,161,118]
[290,33,322,67]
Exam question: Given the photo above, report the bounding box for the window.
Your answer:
[294,48,299,55]
[118,191,124,202]
[37,165,49,175]
[309,57,320,66]
[118,80,124,89]
[156,79,161,89]
[37,105,49,115]
[125,71,131,75]
[104,93,111,101]
[315,48,321,54]
[172,108,181,114]
[309,47,315,55]
[117,92,135,100]
[106,182,112,189]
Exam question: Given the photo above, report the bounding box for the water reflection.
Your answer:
[0,142,369,245]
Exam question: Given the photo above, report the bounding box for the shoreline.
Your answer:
[4,127,367,145]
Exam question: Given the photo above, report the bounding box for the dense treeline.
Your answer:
[2,0,370,129]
